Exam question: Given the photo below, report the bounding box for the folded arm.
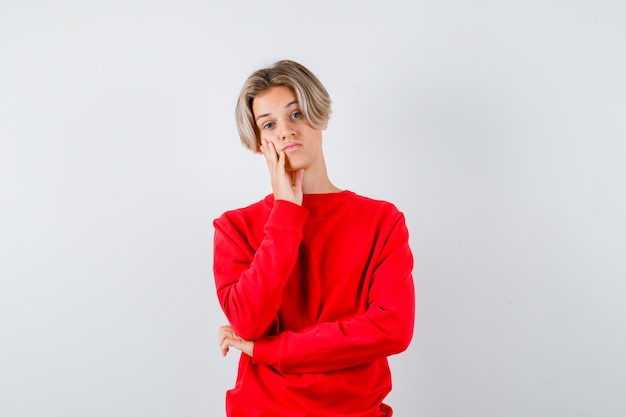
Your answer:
[252,214,415,373]
[213,200,308,341]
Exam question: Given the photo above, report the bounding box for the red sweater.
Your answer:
[213,191,415,417]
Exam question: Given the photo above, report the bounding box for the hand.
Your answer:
[218,325,254,357]
[260,139,304,205]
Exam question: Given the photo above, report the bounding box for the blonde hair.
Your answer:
[235,60,332,152]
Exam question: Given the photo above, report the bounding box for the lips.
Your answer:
[282,143,301,152]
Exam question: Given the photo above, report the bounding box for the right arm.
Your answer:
[215,139,305,341]
[213,200,308,341]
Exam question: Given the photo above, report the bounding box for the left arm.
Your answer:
[251,214,415,373]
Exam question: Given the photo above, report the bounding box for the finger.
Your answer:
[218,325,232,334]
[262,140,278,163]
[293,169,304,188]
[220,336,242,357]
[218,325,232,342]
[218,325,233,354]
[259,139,268,159]
[277,150,286,174]
[220,334,236,357]
[261,141,280,178]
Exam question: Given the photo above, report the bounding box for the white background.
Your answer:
[1,1,625,416]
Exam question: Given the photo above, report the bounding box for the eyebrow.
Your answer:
[255,100,299,122]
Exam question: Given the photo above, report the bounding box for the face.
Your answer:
[252,86,326,172]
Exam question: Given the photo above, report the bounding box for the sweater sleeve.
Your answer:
[252,212,415,373]
[213,200,309,341]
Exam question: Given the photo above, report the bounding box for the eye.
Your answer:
[291,111,302,120]
[262,122,274,129]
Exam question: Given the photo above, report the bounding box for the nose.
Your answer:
[279,118,296,140]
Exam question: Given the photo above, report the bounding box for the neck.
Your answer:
[300,159,341,195]
[302,176,341,194]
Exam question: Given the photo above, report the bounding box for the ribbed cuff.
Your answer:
[265,200,309,232]
[252,335,281,369]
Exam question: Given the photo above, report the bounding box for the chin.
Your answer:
[285,159,305,172]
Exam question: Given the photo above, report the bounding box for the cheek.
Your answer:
[257,135,278,151]
[263,137,279,147]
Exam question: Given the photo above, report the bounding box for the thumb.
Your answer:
[293,169,304,188]
[277,150,286,174]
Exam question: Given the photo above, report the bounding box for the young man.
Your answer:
[214,60,415,417]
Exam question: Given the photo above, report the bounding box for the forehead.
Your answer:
[252,86,297,117]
